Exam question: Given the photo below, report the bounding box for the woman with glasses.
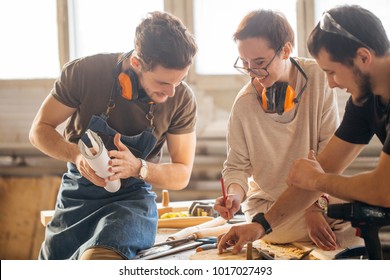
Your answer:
[214,9,362,252]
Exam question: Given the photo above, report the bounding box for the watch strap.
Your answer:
[252,212,272,234]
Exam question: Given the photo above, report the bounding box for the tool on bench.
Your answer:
[136,237,217,260]
[326,201,390,260]
[256,248,275,260]
[157,191,214,228]
[189,201,217,217]
[135,241,204,260]
[195,234,219,252]
[196,242,218,252]
[135,217,238,259]
[166,216,232,240]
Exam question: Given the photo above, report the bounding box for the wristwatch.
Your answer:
[138,158,148,180]
[251,212,272,234]
[316,194,329,211]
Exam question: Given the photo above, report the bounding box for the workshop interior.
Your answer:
[1,0,389,260]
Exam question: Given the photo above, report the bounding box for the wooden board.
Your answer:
[190,240,340,260]
[190,248,260,260]
[41,210,214,228]
[158,216,214,228]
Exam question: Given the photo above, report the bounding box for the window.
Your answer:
[193,0,298,75]
[3,1,388,80]
[0,0,59,79]
[69,0,164,60]
[0,0,164,80]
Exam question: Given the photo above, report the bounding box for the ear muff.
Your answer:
[252,58,307,117]
[118,69,139,101]
[283,85,296,113]
[261,82,296,115]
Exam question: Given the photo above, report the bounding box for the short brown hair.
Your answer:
[233,9,295,50]
[308,5,389,66]
[134,11,198,71]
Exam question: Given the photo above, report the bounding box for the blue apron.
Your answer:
[39,107,159,259]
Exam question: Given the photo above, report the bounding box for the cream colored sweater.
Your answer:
[223,57,344,243]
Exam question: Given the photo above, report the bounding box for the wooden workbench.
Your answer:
[39,201,346,260]
[40,199,219,260]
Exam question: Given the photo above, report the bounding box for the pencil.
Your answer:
[220,177,227,206]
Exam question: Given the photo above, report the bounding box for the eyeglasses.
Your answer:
[234,46,282,77]
[320,12,371,49]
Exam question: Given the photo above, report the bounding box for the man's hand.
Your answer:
[75,153,107,187]
[108,133,139,180]
[287,150,324,191]
[305,207,337,250]
[218,223,264,254]
[214,193,242,220]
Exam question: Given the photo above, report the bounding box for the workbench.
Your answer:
[40,199,222,260]
[40,200,390,260]
[40,206,329,260]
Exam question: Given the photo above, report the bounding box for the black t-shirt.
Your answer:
[335,94,390,155]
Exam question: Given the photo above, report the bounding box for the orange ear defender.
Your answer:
[283,85,296,112]
[253,57,308,116]
[105,51,152,118]
[111,50,141,101]
[110,51,152,104]
[118,69,139,101]
[261,82,297,115]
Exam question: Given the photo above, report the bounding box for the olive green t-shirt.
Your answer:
[51,53,197,162]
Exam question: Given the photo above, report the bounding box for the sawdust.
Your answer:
[253,240,319,260]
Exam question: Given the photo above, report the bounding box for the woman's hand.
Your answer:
[214,193,242,220]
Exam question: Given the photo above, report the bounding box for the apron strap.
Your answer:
[146,103,155,129]
[103,51,133,119]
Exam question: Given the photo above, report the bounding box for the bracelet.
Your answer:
[252,212,272,234]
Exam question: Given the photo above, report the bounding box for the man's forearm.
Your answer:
[145,162,192,190]
[265,186,321,230]
[29,124,79,164]
[316,171,390,207]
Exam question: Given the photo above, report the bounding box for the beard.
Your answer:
[352,66,373,106]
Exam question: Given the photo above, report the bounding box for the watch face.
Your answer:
[140,167,148,179]
[318,197,328,210]
[139,159,148,179]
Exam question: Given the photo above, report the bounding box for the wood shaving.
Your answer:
[253,239,319,260]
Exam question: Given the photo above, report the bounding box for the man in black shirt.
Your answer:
[287,5,390,206]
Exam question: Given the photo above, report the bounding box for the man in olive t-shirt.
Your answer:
[30,11,198,260]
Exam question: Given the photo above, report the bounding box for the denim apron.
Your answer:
[39,97,159,260]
